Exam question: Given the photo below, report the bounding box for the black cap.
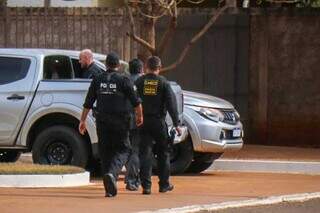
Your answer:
[129,58,143,74]
[147,56,161,71]
[106,52,120,67]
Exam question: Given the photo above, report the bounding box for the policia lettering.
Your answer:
[79,52,143,198]
[143,79,158,96]
[100,81,117,94]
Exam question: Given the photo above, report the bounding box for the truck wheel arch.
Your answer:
[18,104,98,148]
[183,108,203,152]
[26,112,91,153]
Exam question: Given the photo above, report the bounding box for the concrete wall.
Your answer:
[157,9,250,131]
[249,9,320,147]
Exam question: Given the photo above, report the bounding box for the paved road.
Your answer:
[1,172,320,213]
[212,198,320,213]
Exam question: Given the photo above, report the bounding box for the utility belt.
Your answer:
[95,111,131,132]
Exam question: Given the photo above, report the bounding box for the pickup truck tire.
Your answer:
[153,136,193,175]
[0,150,21,162]
[186,152,223,173]
[32,125,88,168]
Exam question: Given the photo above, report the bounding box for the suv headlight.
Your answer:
[188,105,224,122]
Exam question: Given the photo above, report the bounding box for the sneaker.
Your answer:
[142,188,151,195]
[103,173,117,197]
[159,184,174,193]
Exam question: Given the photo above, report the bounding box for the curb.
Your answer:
[139,192,320,213]
[0,171,90,187]
[209,159,320,175]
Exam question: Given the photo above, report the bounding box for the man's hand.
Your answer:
[175,126,182,136]
[135,104,143,127]
[79,108,90,135]
[79,121,87,135]
[136,115,143,127]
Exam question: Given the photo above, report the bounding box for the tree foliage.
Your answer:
[125,0,230,72]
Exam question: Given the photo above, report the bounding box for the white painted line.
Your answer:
[139,192,320,213]
[0,171,90,188]
[209,159,320,174]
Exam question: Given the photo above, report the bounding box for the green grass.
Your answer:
[0,163,85,175]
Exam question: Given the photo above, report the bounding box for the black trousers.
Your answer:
[96,121,130,179]
[125,129,140,186]
[139,117,170,189]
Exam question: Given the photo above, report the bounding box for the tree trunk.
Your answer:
[44,0,50,8]
[138,17,156,62]
[138,17,155,62]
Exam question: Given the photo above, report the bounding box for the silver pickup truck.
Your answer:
[0,48,186,169]
[0,48,243,174]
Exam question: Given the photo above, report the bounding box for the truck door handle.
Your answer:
[7,94,25,100]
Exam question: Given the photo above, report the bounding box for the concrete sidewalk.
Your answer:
[221,145,320,162]
[209,145,320,174]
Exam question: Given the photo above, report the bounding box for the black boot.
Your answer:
[142,188,151,195]
[103,173,117,197]
[159,184,174,193]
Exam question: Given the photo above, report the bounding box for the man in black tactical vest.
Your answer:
[135,56,181,195]
[79,52,143,197]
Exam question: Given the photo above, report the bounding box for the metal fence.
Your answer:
[0,7,137,60]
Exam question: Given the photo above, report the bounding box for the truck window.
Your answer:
[0,57,31,85]
[43,55,74,80]
[71,58,83,78]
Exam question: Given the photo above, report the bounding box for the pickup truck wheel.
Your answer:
[0,150,21,162]
[153,136,193,175]
[186,152,223,173]
[32,125,88,168]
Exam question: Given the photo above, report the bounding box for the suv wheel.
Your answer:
[32,125,88,168]
[186,152,223,173]
[153,136,193,175]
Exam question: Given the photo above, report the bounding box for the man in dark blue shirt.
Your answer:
[125,58,143,191]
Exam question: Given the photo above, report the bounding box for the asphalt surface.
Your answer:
[211,198,320,213]
[1,171,320,213]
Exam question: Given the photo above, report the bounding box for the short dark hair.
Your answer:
[129,58,143,74]
[147,56,161,71]
[106,52,120,68]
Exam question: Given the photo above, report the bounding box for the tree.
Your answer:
[0,0,6,7]
[125,0,235,72]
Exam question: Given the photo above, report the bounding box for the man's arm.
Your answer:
[123,77,142,108]
[79,108,90,135]
[79,78,97,135]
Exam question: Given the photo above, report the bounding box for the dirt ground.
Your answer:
[222,145,320,162]
[1,171,320,213]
